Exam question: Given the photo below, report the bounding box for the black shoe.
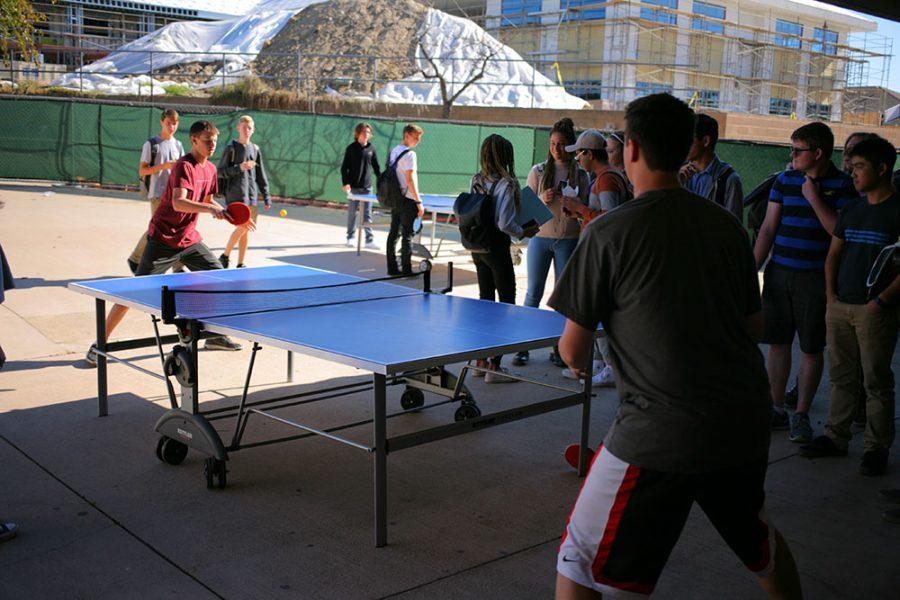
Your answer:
[203,336,242,351]
[785,378,799,410]
[400,269,414,277]
[387,268,401,276]
[126,259,138,274]
[770,408,789,430]
[799,435,848,458]
[512,351,529,366]
[236,263,245,268]
[549,348,565,367]
[860,450,888,477]
[218,253,229,268]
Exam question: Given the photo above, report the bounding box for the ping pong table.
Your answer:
[69,264,595,547]
[346,192,457,260]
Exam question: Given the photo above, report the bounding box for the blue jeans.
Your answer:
[524,236,578,308]
[346,187,373,242]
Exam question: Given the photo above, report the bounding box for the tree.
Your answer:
[0,0,49,66]
[417,29,496,119]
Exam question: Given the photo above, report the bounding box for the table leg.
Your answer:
[356,201,364,256]
[95,298,108,417]
[429,210,437,253]
[287,351,294,382]
[374,373,387,547]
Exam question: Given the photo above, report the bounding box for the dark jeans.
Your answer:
[386,199,418,274]
[472,240,516,366]
[135,237,222,276]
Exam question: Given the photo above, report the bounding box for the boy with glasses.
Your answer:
[753,122,857,443]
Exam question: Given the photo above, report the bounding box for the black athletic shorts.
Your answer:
[557,447,774,596]
[761,263,827,354]
[135,236,221,276]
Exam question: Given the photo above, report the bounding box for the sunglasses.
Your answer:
[790,147,814,155]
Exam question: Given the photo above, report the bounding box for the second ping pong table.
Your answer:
[70,264,595,547]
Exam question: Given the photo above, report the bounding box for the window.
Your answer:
[691,1,724,34]
[565,80,604,100]
[562,0,606,22]
[691,89,720,108]
[640,0,677,25]
[775,20,803,49]
[501,0,542,26]
[807,101,832,120]
[636,81,674,97]
[812,28,838,55]
[769,97,795,115]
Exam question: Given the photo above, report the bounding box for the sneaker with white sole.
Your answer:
[345,238,355,248]
[562,360,604,380]
[365,241,380,250]
[592,365,616,387]
[484,366,518,384]
[789,412,813,444]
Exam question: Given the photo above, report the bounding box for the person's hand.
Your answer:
[240,160,257,171]
[264,203,270,211]
[826,292,837,306]
[416,202,425,218]
[522,223,540,238]
[866,298,884,315]
[342,184,351,193]
[679,162,697,184]
[243,220,257,232]
[802,176,821,202]
[208,199,226,219]
[560,196,585,218]
[540,189,557,205]
[163,160,178,170]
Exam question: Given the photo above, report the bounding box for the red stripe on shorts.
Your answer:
[590,463,642,587]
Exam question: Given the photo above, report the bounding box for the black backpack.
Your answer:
[712,165,735,208]
[454,180,499,253]
[376,148,411,210]
[744,172,780,239]
[139,135,161,198]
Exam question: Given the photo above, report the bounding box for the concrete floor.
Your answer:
[0,181,898,599]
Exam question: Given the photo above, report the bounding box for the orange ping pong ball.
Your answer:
[279,209,287,217]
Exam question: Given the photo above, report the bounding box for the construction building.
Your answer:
[481,0,892,121]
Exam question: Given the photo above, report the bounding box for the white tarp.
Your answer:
[884,103,900,126]
[52,0,589,110]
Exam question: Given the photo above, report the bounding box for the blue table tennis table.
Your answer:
[69,264,595,547]
[346,192,457,261]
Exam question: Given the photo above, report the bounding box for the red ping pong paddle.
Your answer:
[564,444,595,470]
[225,203,251,225]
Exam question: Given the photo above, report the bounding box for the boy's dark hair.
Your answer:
[161,108,179,122]
[846,136,897,177]
[694,113,719,148]
[354,122,372,139]
[844,131,876,150]
[625,93,695,171]
[403,123,424,137]
[189,120,219,137]
[791,121,834,157]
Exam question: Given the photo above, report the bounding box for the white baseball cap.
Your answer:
[565,129,606,153]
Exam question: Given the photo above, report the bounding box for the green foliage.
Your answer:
[0,0,52,65]
[162,83,194,96]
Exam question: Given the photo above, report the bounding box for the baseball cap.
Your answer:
[565,129,606,153]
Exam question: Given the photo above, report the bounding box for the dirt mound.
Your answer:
[253,0,428,95]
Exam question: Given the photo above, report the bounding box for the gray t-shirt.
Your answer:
[140,136,184,199]
[549,187,770,473]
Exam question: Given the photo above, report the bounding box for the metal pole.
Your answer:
[287,351,293,382]
[79,51,84,93]
[374,373,387,547]
[222,53,226,91]
[149,51,154,104]
[578,345,595,476]
[296,51,302,96]
[95,299,108,417]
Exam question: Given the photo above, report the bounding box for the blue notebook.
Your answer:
[515,185,553,228]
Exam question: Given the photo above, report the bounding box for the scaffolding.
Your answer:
[486,0,893,122]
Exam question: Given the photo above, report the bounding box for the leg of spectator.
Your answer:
[767,345,792,410]
[757,529,802,600]
[823,302,860,448]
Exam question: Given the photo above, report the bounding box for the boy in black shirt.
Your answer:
[801,136,900,476]
[341,122,381,249]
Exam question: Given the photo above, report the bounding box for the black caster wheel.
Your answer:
[400,388,425,410]
[418,259,432,273]
[454,403,481,422]
[157,436,188,465]
[204,457,227,489]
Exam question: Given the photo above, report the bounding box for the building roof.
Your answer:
[62,0,260,19]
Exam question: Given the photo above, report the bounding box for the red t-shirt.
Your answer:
[148,154,218,248]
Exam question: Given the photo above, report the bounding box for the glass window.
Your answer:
[807,101,832,119]
[641,0,677,25]
[769,97,794,115]
[636,81,674,97]
[562,0,606,21]
[775,19,803,49]
[812,28,838,55]
[692,89,720,108]
[565,80,605,100]
[691,1,724,34]
[501,0,542,26]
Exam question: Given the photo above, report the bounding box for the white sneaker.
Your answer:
[484,366,518,384]
[592,365,615,388]
[561,360,603,380]
[364,241,380,250]
[345,238,355,247]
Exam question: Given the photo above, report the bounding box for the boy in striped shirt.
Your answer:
[753,122,857,443]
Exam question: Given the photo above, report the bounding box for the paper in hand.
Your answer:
[562,183,579,198]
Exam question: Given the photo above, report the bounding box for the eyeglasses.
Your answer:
[790,147,814,155]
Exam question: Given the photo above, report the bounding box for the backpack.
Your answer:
[712,165,735,208]
[139,135,161,198]
[376,148,411,210]
[744,172,780,239]
[454,180,499,253]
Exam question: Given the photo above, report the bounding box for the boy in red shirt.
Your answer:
[86,120,250,364]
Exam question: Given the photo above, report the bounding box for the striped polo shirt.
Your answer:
[768,165,856,271]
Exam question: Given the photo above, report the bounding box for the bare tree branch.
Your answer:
[416,29,496,118]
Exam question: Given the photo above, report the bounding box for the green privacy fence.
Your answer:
[0,96,817,200]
